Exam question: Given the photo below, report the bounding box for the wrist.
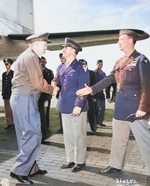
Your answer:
[90,87,93,95]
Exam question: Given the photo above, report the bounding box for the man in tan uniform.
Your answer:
[10,33,59,185]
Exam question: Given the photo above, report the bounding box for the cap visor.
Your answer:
[61,44,67,47]
[47,39,52,43]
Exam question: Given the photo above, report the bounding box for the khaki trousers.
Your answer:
[109,118,130,169]
[4,99,14,125]
[109,118,150,171]
[62,112,87,164]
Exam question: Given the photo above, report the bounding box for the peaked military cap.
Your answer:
[62,37,82,52]
[26,33,51,43]
[3,58,13,64]
[79,59,87,65]
[119,29,150,41]
[119,30,139,41]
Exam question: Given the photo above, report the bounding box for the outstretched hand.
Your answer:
[76,84,92,97]
[107,98,111,103]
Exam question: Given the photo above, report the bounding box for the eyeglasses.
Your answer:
[5,63,9,66]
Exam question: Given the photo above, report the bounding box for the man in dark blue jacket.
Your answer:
[94,60,106,126]
[76,30,150,179]
[79,59,97,134]
[55,37,89,172]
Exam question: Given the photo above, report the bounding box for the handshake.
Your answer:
[51,80,59,96]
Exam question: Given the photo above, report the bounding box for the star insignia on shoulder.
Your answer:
[144,59,148,63]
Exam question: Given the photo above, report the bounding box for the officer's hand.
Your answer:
[76,84,92,97]
[93,98,96,102]
[51,80,57,87]
[107,98,111,103]
[52,86,59,96]
[72,106,81,117]
[136,110,147,118]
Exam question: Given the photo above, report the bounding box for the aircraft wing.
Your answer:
[8,29,150,51]
[0,29,149,60]
[48,29,120,51]
[47,29,150,51]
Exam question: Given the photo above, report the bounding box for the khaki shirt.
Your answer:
[12,48,53,95]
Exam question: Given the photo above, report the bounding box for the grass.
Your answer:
[0,116,7,129]
[0,107,113,137]
[0,107,113,151]
[39,108,114,137]
[104,108,114,121]
[48,108,60,136]
[0,106,5,113]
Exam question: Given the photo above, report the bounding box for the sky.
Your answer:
[33,0,150,76]
[0,0,150,78]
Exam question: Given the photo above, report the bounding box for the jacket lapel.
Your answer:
[119,57,134,70]
[63,59,77,75]
[114,50,140,71]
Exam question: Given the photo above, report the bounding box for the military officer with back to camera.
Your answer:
[10,33,59,185]
[76,29,150,179]
[53,37,90,172]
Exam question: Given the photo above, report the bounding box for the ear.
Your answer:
[36,41,40,47]
[71,47,76,53]
[129,37,133,44]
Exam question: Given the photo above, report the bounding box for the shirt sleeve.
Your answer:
[53,65,62,88]
[26,56,54,94]
[2,73,4,96]
[92,71,116,95]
